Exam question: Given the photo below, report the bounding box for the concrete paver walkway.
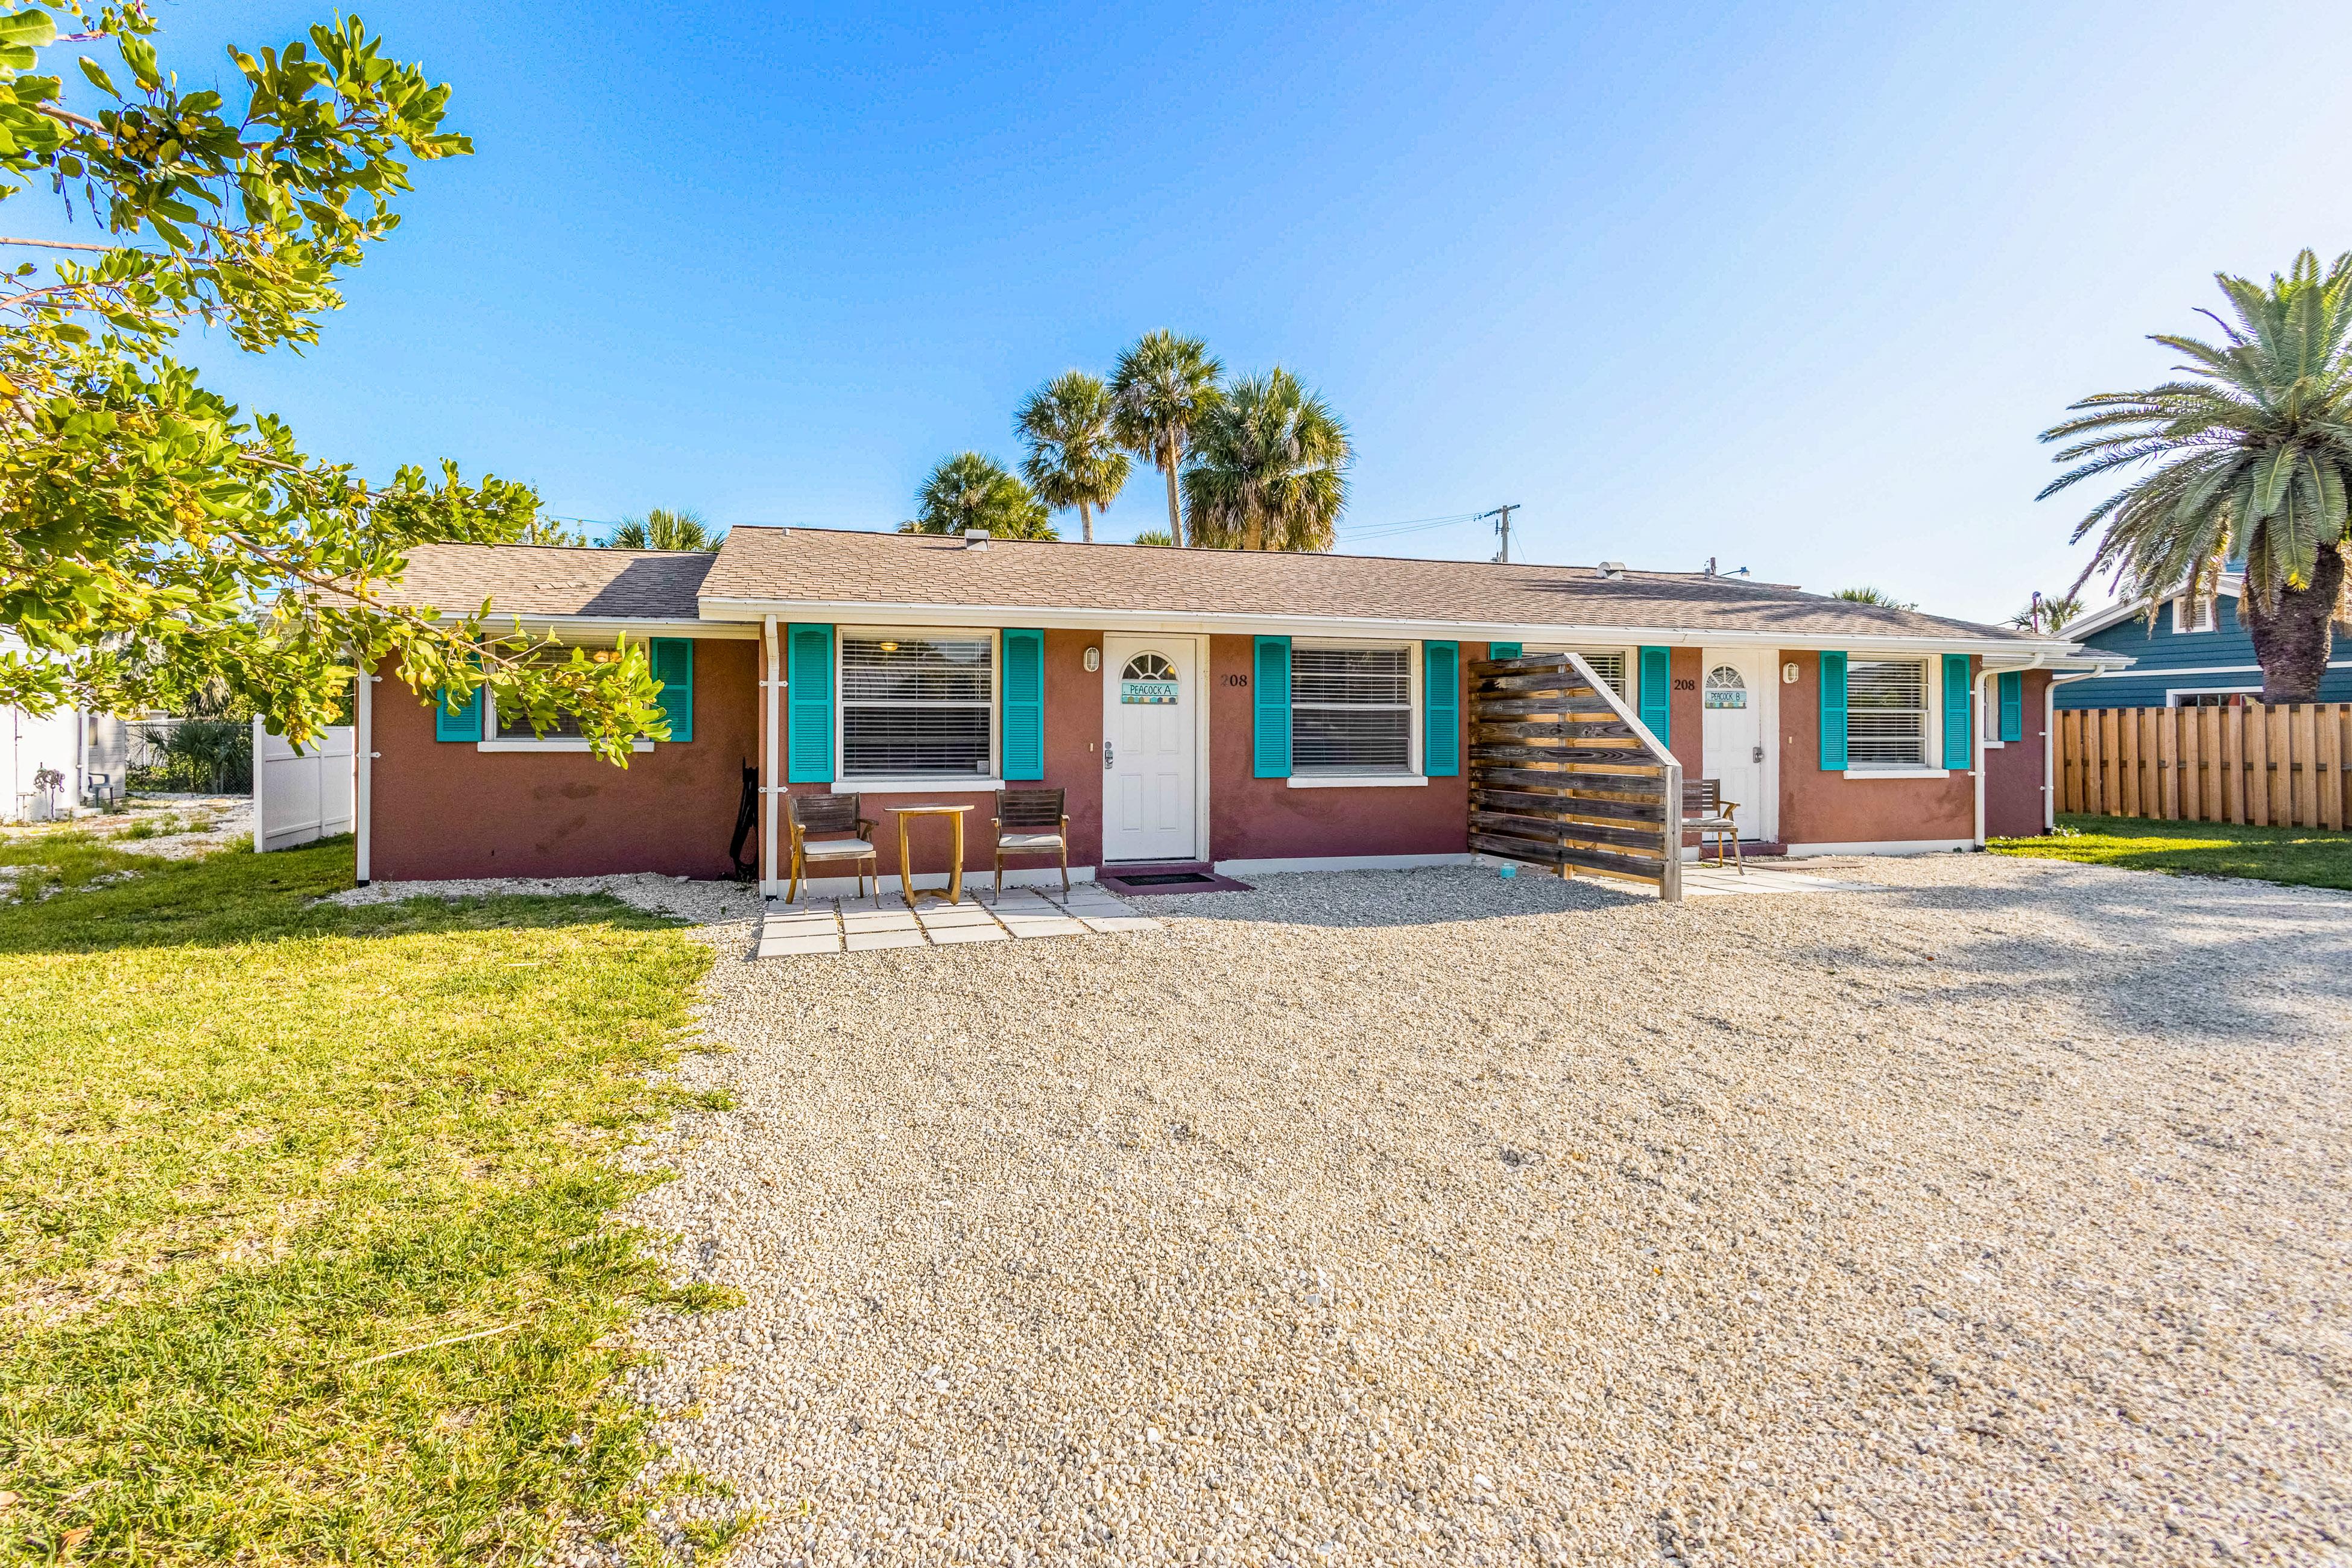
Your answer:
[754,882,1159,958]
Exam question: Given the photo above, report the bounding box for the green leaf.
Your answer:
[76,55,119,97]
[0,7,57,49]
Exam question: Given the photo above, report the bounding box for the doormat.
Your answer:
[1100,868,1254,895]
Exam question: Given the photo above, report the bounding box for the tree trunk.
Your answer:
[1163,440,1184,548]
[2244,546,2345,702]
[1079,502,1093,545]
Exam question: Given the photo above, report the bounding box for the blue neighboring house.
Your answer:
[2056,571,2352,709]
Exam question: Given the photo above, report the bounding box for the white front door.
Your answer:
[1101,635,1199,863]
[1699,648,1775,841]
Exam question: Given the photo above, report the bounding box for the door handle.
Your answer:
[1104,740,1114,770]
[1752,745,1764,763]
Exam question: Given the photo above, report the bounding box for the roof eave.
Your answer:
[693,594,2063,654]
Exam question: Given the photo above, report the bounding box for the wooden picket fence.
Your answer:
[2057,704,2351,830]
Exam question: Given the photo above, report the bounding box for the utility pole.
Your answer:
[1485,503,1521,564]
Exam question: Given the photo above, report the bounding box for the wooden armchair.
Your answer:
[992,787,1069,894]
[1682,779,1743,873]
[786,792,877,901]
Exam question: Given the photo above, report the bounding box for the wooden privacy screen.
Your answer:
[2057,704,2350,830]
[1467,651,1684,902]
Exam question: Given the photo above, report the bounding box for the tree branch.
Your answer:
[0,236,121,252]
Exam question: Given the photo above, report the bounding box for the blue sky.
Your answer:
[71,1,2352,621]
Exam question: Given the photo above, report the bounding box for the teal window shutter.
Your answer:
[1002,629,1044,780]
[1637,646,1671,745]
[651,637,694,744]
[1489,641,1522,660]
[434,663,481,742]
[1998,669,2023,743]
[1942,655,1973,769]
[1819,652,1848,770]
[786,624,834,783]
[1253,636,1291,778]
[1423,640,1460,777]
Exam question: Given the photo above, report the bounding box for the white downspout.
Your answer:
[355,653,376,885]
[762,615,780,896]
[2044,668,2103,832]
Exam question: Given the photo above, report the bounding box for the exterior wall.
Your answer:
[370,639,760,880]
[1775,650,1976,849]
[780,627,1104,879]
[1983,669,2051,838]
[1204,634,1475,865]
[2058,595,2352,707]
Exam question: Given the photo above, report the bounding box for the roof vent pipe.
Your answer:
[1596,561,1625,580]
[963,528,989,551]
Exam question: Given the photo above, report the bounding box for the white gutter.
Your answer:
[695,595,2079,659]
[761,615,780,896]
[2043,668,2105,831]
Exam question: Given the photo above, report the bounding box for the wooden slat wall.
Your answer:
[2054,704,2352,830]
[1467,652,1684,902]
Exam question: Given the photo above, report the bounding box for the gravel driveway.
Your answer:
[627,858,2351,1566]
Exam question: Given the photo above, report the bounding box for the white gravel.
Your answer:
[612,856,2350,1566]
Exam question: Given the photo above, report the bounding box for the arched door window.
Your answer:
[1704,665,1748,710]
[1119,652,1180,704]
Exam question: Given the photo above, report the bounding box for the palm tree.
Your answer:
[1181,368,1351,552]
[2008,592,2084,635]
[1832,586,1913,609]
[1109,330,1223,547]
[1017,371,1129,543]
[611,507,724,551]
[1130,528,1175,546]
[901,452,1055,540]
[2041,249,2352,702]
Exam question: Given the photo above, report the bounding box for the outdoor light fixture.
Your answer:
[1084,646,1101,672]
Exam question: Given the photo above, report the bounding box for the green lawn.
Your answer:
[1990,814,2352,891]
[0,832,736,1564]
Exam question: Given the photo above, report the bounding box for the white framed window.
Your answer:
[836,630,998,782]
[1846,657,1929,768]
[2172,595,2216,634]
[2168,687,2259,708]
[478,650,655,753]
[1291,642,1416,775]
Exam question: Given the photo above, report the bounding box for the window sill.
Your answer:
[1839,767,1952,780]
[834,778,1006,794]
[478,739,656,753]
[1286,773,1429,789]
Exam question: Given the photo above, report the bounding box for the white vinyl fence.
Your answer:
[253,717,355,852]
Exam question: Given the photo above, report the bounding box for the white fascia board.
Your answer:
[694,596,2076,657]
[489,616,760,641]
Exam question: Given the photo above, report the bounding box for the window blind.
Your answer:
[1845,658,1927,767]
[1292,645,1410,773]
[839,633,994,778]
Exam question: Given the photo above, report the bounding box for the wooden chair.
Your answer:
[992,787,1069,894]
[1683,779,1743,873]
[786,792,877,901]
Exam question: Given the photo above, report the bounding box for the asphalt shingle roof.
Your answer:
[699,526,2031,643]
[370,544,715,619]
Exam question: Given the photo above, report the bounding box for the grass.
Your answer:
[0,831,739,1563]
[1990,813,2352,891]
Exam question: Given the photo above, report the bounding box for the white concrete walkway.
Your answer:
[755,883,1160,957]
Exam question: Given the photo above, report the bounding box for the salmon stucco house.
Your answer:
[353,528,2114,893]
